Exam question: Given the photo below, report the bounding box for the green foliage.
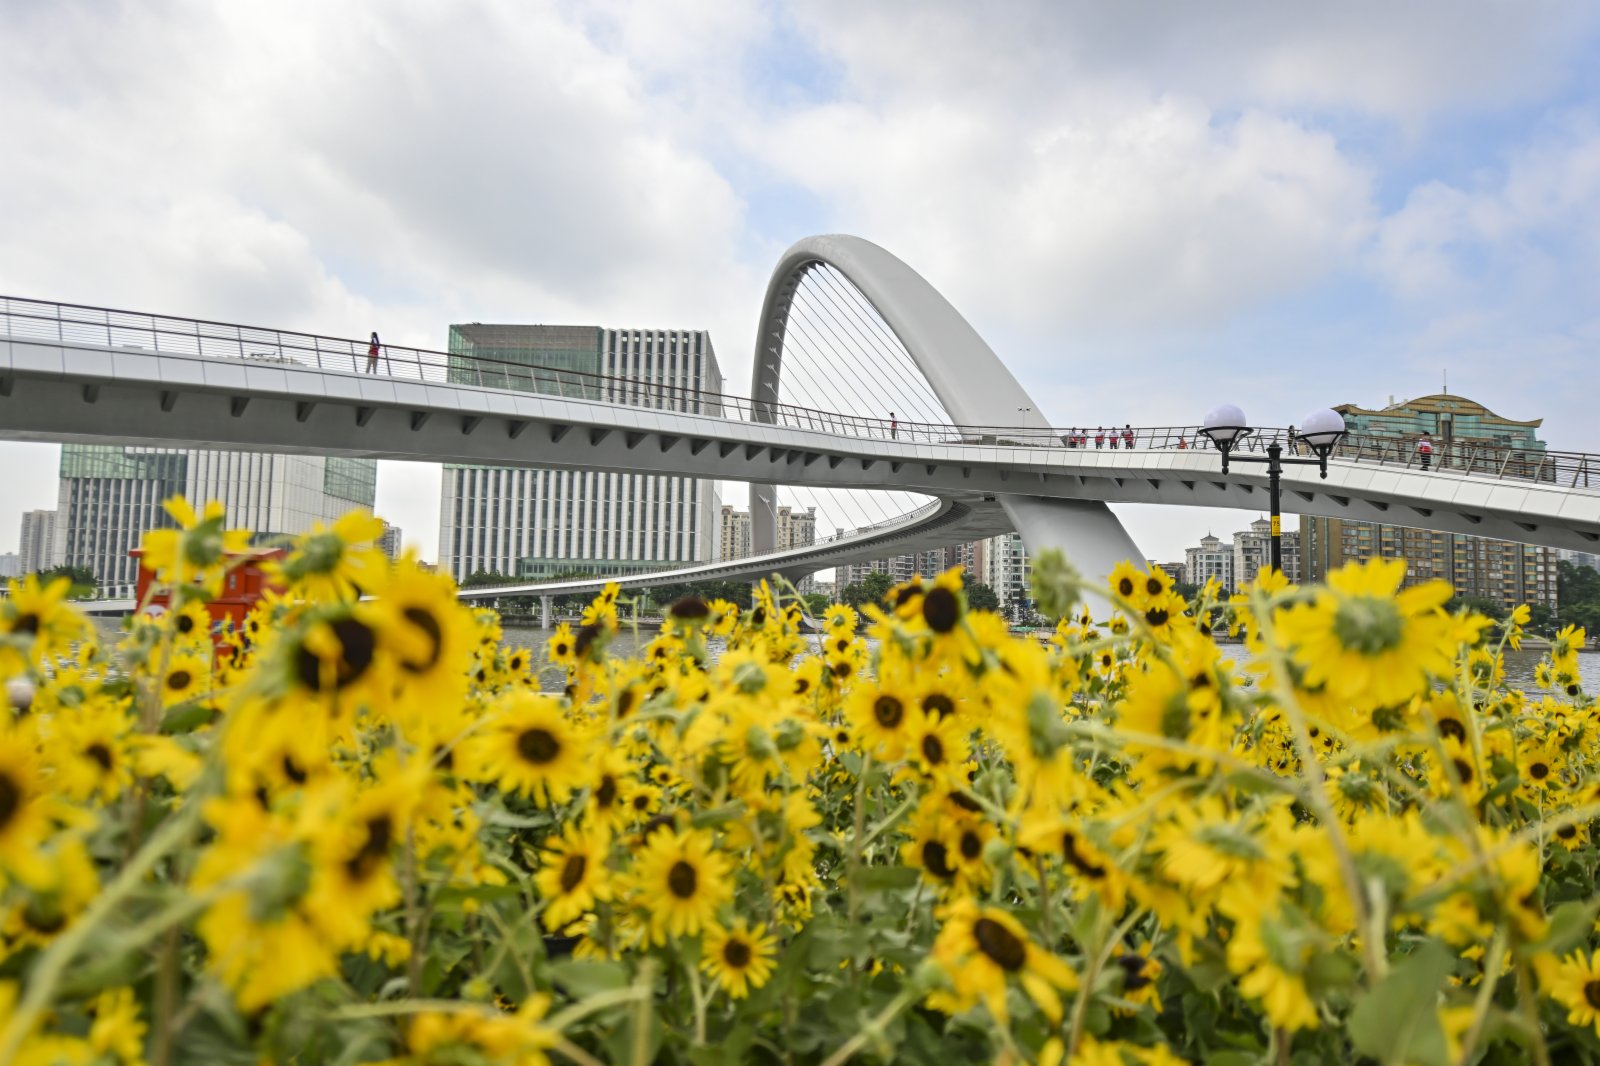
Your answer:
[960,573,1001,613]
[841,571,895,608]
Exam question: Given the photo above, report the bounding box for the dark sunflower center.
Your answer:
[1530,761,1550,780]
[1118,578,1135,596]
[595,775,618,809]
[294,617,377,692]
[922,840,955,879]
[1586,981,1600,1010]
[1451,758,1475,785]
[574,623,602,657]
[281,754,308,784]
[1558,824,1578,839]
[12,612,40,636]
[960,829,982,860]
[722,938,753,969]
[1062,831,1107,878]
[559,854,587,893]
[617,689,636,717]
[85,743,113,772]
[873,695,904,729]
[669,596,710,620]
[922,693,955,719]
[517,728,561,765]
[1116,954,1152,991]
[176,614,195,634]
[1145,577,1164,596]
[973,917,1027,972]
[667,859,698,899]
[345,814,393,881]
[920,734,945,765]
[166,670,193,692]
[399,606,444,673]
[922,588,960,633]
[1438,718,1467,742]
[1145,607,1169,627]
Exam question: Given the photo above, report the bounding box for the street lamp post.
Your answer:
[1199,405,1348,575]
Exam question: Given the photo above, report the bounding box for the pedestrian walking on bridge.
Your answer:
[1418,433,1434,471]
[366,331,382,373]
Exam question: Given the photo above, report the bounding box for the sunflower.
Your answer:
[271,509,390,603]
[702,919,778,999]
[929,898,1077,1023]
[845,673,915,759]
[159,649,212,708]
[0,730,54,887]
[381,561,475,713]
[904,708,970,785]
[533,824,613,932]
[467,691,593,805]
[88,986,148,1064]
[1273,557,1456,711]
[167,599,214,646]
[278,605,394,710]
[138,496,252,596]
[51,701,136,804]
[630,827,733,944]
[547,623,578,669]
[303,766,422,948]
[0,574,86,669]
[1,834,99,950]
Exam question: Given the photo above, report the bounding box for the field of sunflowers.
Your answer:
[1,497,1598,1064]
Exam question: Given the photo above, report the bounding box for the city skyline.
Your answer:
[1,3,1598,567]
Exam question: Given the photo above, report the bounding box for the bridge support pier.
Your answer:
[541,595,553,629]
[1000,495,1145,591]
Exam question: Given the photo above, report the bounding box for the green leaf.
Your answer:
[1204,1053,1260,1066]
[851,865,920,892]
[1526,897,1600,959]
[160,699,219,734]
[548,958,630,1000]
[1348,940,1453,1066]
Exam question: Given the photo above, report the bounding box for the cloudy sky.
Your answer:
[2,0,1598,566]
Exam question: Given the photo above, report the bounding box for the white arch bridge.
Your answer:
[2,235,1598,610]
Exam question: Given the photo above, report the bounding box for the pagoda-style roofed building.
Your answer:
[1334,394,1545,452]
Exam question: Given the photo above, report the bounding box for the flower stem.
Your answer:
[818,988,917,1066]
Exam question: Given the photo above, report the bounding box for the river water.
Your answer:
[86,618,1600,693]
[498,625,1600,693]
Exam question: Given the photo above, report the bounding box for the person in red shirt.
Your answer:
[1418,433,1434,470]
[1095,427,1105,449]
[366,331,381,373]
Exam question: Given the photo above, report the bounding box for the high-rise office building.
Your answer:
[0,554,20,579]
[54,446,377,599]
[437,324,721,582]
[1299,393,1557,611]
[18,510,56,574]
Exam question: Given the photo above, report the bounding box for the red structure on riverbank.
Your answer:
[129,547,286,638]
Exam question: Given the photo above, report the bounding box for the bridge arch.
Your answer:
[747,235,1143,580]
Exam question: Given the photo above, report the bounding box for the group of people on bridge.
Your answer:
[1065,425,1141,449]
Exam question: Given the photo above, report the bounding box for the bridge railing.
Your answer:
[2,295,1595,491]
[457,499,948,592]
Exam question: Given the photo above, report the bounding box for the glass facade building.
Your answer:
[438,324,722,582]
[55,445,378,599]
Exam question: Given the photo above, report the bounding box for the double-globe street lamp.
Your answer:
[1198,405,1349,575]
